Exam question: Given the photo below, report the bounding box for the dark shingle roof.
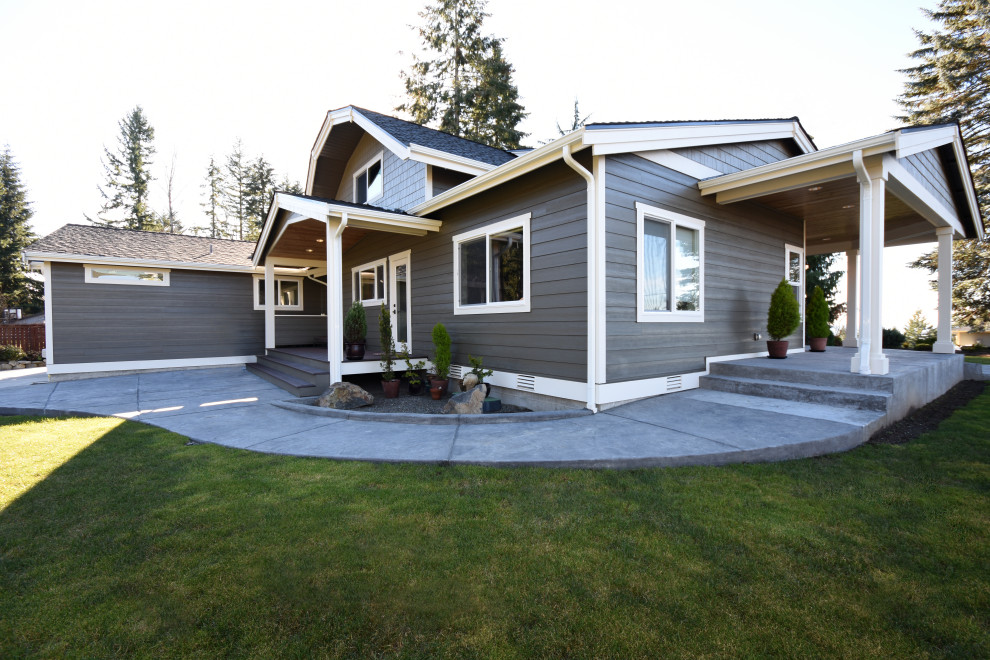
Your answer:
[25,224,257,267]
[274,191,419,217]
[353,107,517,167]
[586,117,802,129]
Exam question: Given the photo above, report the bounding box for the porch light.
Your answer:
[808,186,822,192]
[842,204,855,209]
[316,238,324,243]
[306,248,314,253]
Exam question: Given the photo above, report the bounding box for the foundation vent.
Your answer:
[666,375,682,392]
[516,374,536,391]
[449,364,463,379]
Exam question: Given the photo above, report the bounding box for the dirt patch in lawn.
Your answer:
[869,380,985,445]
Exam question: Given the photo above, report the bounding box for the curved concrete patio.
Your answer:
[0,361,898,468]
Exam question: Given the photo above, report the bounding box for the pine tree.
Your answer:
[900,1,990,329]
[0,147,40,313]
[397,0,527,149]
[903,309,938,348]
[805,253,845,323]
[278,174,303,195]
[199,156,227,239]
[89,106,157,230]
[223,139,249,240]
[557,98,591,136]
[245,156,275,240]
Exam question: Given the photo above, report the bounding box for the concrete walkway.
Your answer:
[0,364,895,468]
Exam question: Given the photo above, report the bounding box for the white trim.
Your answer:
[452,364,586,402]
[585,121,816,156]
[884,154,965,236]
[407,144,493,176]
[635,202,706,323]
[388,249,413,353]
[253,274,304,311]
[452,213,532,315]
[352,151,384,205]
[47,355,257,376]
[350,258,387,304]
[634,149,723,179]
[785,244,803,286]
[341,358,435,376]
[593,156,607,389]
[84,264,170,286]
[425,164,433,200]
[23,252,255,273]
[894,125,958,159]
[42,261,53,364]
[596,372,703,405]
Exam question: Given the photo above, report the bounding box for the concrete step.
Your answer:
[247,363,318,397]
[266,348,330,371]
[709,360,894,393]
[257,355,331,391]
[699,374,892,412]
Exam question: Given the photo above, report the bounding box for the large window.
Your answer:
[353,153,384,205]
[636,202,705,322]
[452,214,531,315]
[85,264,170,286]
[253,276,304,311]
[351,259,386,304]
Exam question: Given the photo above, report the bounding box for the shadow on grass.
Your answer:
[0,403,988,658]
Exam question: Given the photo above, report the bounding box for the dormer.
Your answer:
[305,106,517,212]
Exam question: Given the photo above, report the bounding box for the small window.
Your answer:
[253,276,304,311]
[354,153,384,205]
[85,265,170,286]
[351,259,386,304]
[636,203,705,322]
[452,214,531,315]
[786,245,803,286]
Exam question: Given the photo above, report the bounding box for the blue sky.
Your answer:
[0,0,943,328]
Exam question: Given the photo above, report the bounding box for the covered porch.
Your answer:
[699,124,983,375]
[251,193,441,390]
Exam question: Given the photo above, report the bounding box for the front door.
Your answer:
[388,251,411,352]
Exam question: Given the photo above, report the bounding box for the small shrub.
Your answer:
[903,310,937,349]
[767,279,800,341]
[431,323,451,380]
[806,286,830,339]
[378,303,395,381]
[468,355,493,384]
[343,301,367,344]
[882,327,906,349]
[0,345,26,361]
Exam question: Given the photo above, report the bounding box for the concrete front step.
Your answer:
[709,360,894,393]
[266,348,331,371]
[246,363,319,397]
[699,374,892,412]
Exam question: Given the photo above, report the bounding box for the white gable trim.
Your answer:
[585,121,815,156]
[635,149,723,179]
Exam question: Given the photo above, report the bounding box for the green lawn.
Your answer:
[965,355,990,365]
[1,398,988,658]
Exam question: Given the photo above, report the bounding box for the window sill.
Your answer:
[453,301,531,316]
[637,310,704,323]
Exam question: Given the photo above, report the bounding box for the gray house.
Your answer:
[24,106,983,411]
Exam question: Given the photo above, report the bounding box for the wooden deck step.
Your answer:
[247,363,318,397]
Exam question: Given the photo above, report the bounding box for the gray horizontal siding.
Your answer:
[903,149,955,213]
[604,153,804,382]
[674,139,797,175]
[50,263,264,364]
[275,316,328,347]
[335,133,427,212]
[340,158,589,381]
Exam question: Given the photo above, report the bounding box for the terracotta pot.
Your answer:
[345,341,366,361]
[429,377,449,395]
[430,386,443,400]
[809,337,827,352]
[382,379,400,398]
[766,340,789,359]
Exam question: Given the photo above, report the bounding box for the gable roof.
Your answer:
[23,224,257,270]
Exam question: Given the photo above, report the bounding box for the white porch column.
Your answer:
[264,258,275,350]
[326,215,345,385]
[933,226,956,354]
[851,152,889,375]
[845,249,859,348]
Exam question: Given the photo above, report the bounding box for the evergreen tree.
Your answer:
[397,0,527,149]
[89,106,157,230]
[278,174,303,195]
[223,139,250,240]
[245,156,275,240]
[805,253,845,323]
[0,147,40,313]
[199,156,227,239]
[155,153,182,234]
[903,309,938,348]
[899,1,990,329]
[557,98,591,136]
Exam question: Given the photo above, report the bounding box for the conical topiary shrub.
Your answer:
[767,279,800,358]
[806,286,830,352]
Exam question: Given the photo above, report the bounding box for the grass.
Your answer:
[1,401,988,658]
[964,355,990,365]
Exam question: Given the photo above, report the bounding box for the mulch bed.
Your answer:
[868,380,985,445]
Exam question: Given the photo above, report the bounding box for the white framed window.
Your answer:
[353,152,384,205]
[253,275,304,311]
[452,213,531,315]
[635,202,705,323]
[85,264,170,286]
[351,259,387,304]
[785,243,803,286]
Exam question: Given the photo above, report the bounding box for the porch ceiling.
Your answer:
[267,219,370,261]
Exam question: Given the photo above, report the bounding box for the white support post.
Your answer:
[264,258,275,351]
[844,250,859,348]
[933,226,955,354]
[851,152,889,375]
[326,215,344,385]
[42,261,54,365]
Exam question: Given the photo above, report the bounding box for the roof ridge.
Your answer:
[350,106,517,157]
[64,223,256,244]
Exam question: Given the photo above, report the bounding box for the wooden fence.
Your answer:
[0,324,45,354]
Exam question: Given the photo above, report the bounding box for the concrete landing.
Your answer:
[0,348,966,468]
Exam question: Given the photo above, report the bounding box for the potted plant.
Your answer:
[806,286,830,352]
[400,349,427,395]
[430,323,451,394]
[343,301,367,360]
[467,355,494,397]
[767,278,800,359]
[378,303,400,398]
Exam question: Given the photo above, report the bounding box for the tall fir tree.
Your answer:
[805,253,845,323]
[0,147,40,313]
[278,174,303,195]
[199,156,227,238]
[900,0,990,329]
[398,0,527,149]
[557,98,591,136]
[89,106,157,230]
[223,139,250,240]
[245,156,275,240]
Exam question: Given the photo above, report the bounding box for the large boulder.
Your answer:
[442,385,486,414]
[317,382,374,409]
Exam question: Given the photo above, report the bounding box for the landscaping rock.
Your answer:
[317,382,374,410]
[442,385,485,414]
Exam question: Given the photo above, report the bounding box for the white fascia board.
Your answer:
[635,149,723,179]
[894,125,957,159]
[22,251,256,273]
[884,154,966,237]
[949,132,984,240]
[407,144,497,176]
[585,121,815,156]
[409,130,586,215]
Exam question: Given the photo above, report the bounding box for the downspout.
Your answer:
[562,144,597,412]
[850,150,871,374]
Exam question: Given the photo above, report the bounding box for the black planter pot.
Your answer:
[345,341,366,361]
[408,380,424,396]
